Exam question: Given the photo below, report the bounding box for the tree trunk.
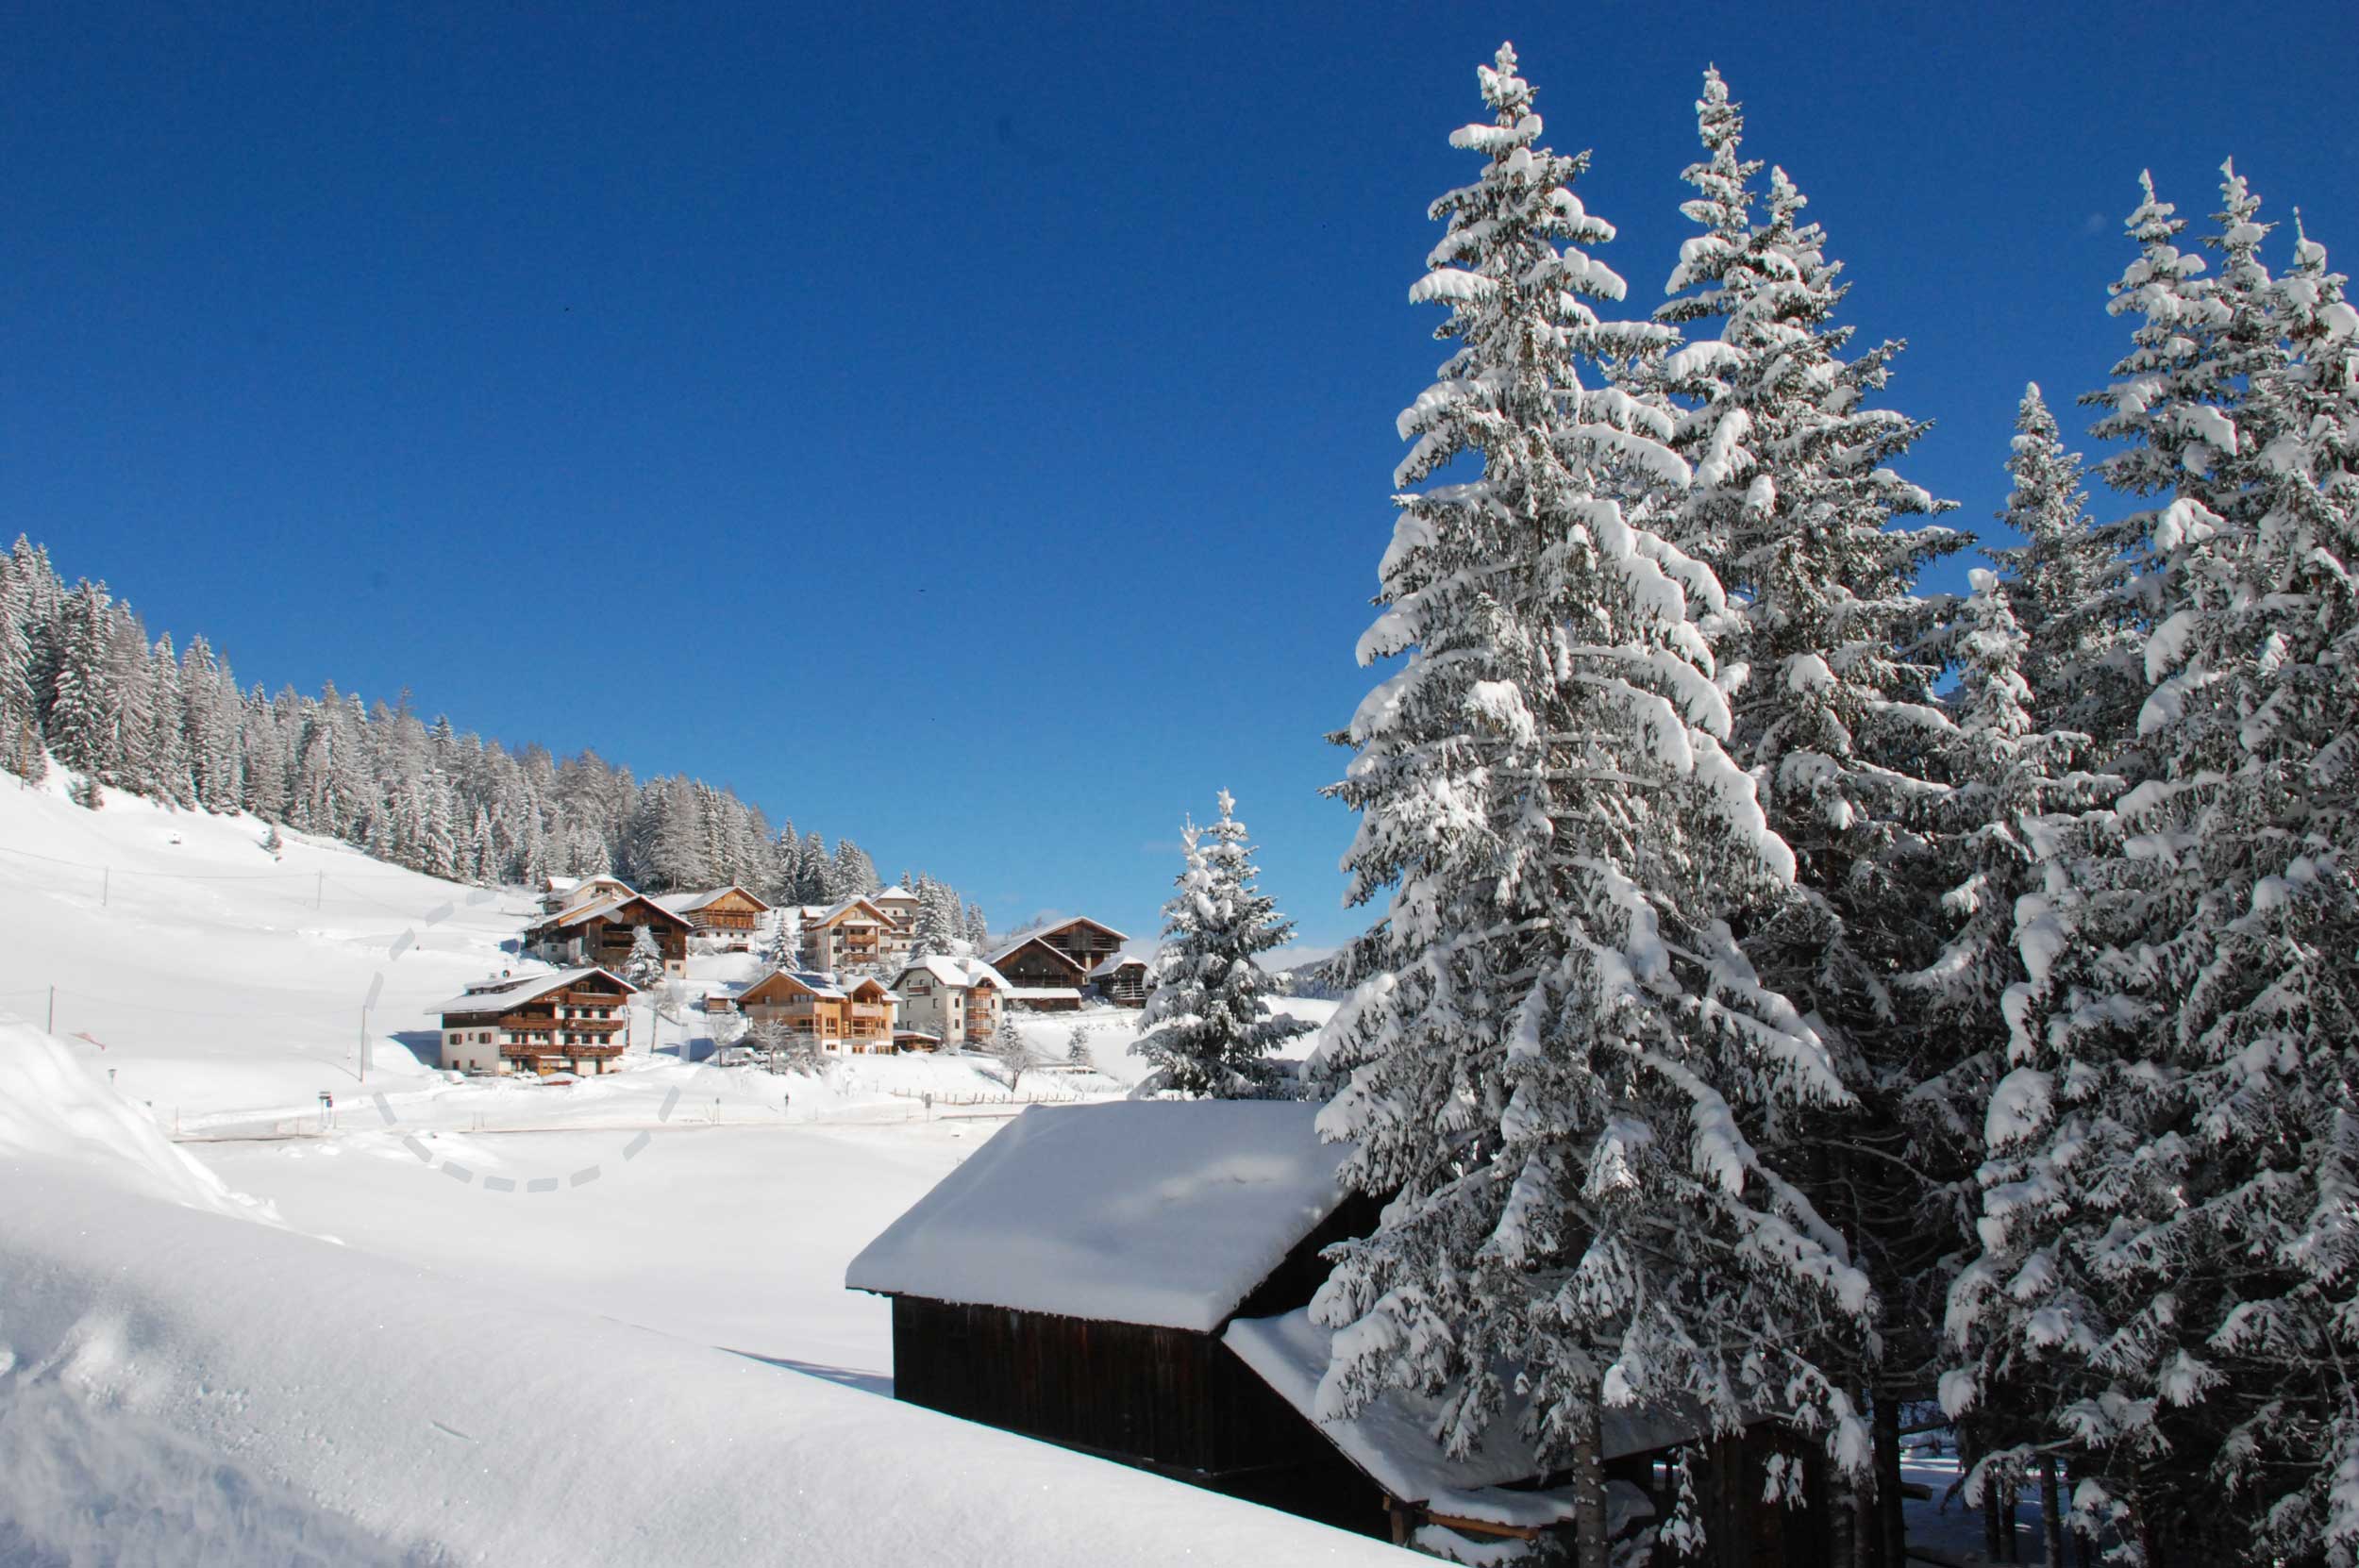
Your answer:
[1828,1445,1862,1568]
[1569,1398,1609,1568]
[2041,1457,2065,1567]
[1874,1394,1905,1568]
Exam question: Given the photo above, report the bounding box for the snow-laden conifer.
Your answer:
[1653,71,1965,1556]
[1313,48,1871,1567]
[1949,166,2359,1568]
[1988,385,2145,761]
[1132,792,1308,1097]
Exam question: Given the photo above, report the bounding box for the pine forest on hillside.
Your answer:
[3,536,990,930]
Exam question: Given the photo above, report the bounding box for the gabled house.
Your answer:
[433,967,638,1076]
[889,956,1009,1047]
[846,1102,1830,1562]
[523,892,692,978]
[656,885,772,951]
[985,918,1128,993]
[869,884,921,944]
[537,872,633,917]
[733,968,899,1053]
[985,933,1091,993]
[796,896,900,976]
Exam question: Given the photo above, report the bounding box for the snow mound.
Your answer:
[846,1100,1348,1332]
[0,1159,1414,1568]
[0,1018,261,1218]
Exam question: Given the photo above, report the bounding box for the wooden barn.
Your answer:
[1091,954,1149,1007]
[845,1101,1832,1563]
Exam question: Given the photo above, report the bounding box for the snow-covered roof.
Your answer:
[871,885,916,903]
[532,892,692,932]
[984,932,1091,974]
[431,967,635,1017]
[894,955,1010,993]
[805,896,889,927]
[845,1101,1349,1332]
[1223,1309,1700,1519]
[1090,954,1147,978]
[654,885,771,916]
[1005,986,1083,1002]
[991,916,1131,956]
[742,967,848,1001]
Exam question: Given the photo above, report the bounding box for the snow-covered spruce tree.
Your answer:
[1652,71,1965,1558]
[761,908,801,970]
[1313,48,1871,1568]
[910,879,962,962]
[1132,792,1310,1097]
[146,633,195,809]
[48,580,119,787]
[622,924,666,992]
[1949,168,2359,1568]
[988,1012,1046,1094]
[1989,384,2147,765]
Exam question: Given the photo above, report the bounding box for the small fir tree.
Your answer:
[1132,792,1310,1098]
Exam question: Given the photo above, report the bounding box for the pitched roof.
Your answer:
[532,892,694,933]
[871,885,917,903]
[432,967,636,1017]
[739,967,848,1002]
[997,915,1130,949]
[1223,1309,1699,1520]
[1090,954,1148,978]
[845,1101,1349,1332]
[984,933,1092,976]
[802,896,891,928]
[654,885,772,916]
[893,955,1010,992]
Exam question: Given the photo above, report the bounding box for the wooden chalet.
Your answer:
[524,892,692,977]
[846,1102,1832,1563]
[735,968,898,1053]
[1091,955,1149,1007]
[434,968,637,1076]
[657,885,772,951]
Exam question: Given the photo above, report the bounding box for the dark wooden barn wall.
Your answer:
[891,1301,1297,1476]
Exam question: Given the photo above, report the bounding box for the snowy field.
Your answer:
[0,775,1379,1565]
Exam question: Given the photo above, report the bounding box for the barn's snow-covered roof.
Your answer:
[845,1101,1347,1333]
[1223,1309,1699,1523]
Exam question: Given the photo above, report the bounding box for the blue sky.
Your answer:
[5,2,2352,951]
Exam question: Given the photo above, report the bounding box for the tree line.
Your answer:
[3,538,989,933]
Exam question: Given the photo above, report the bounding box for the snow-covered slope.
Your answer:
[0,782,1417,1563]
[0,774,522,1123]
[0,1038,1410,1566]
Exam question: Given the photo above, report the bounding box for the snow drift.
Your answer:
[0,1026,1413,1566]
